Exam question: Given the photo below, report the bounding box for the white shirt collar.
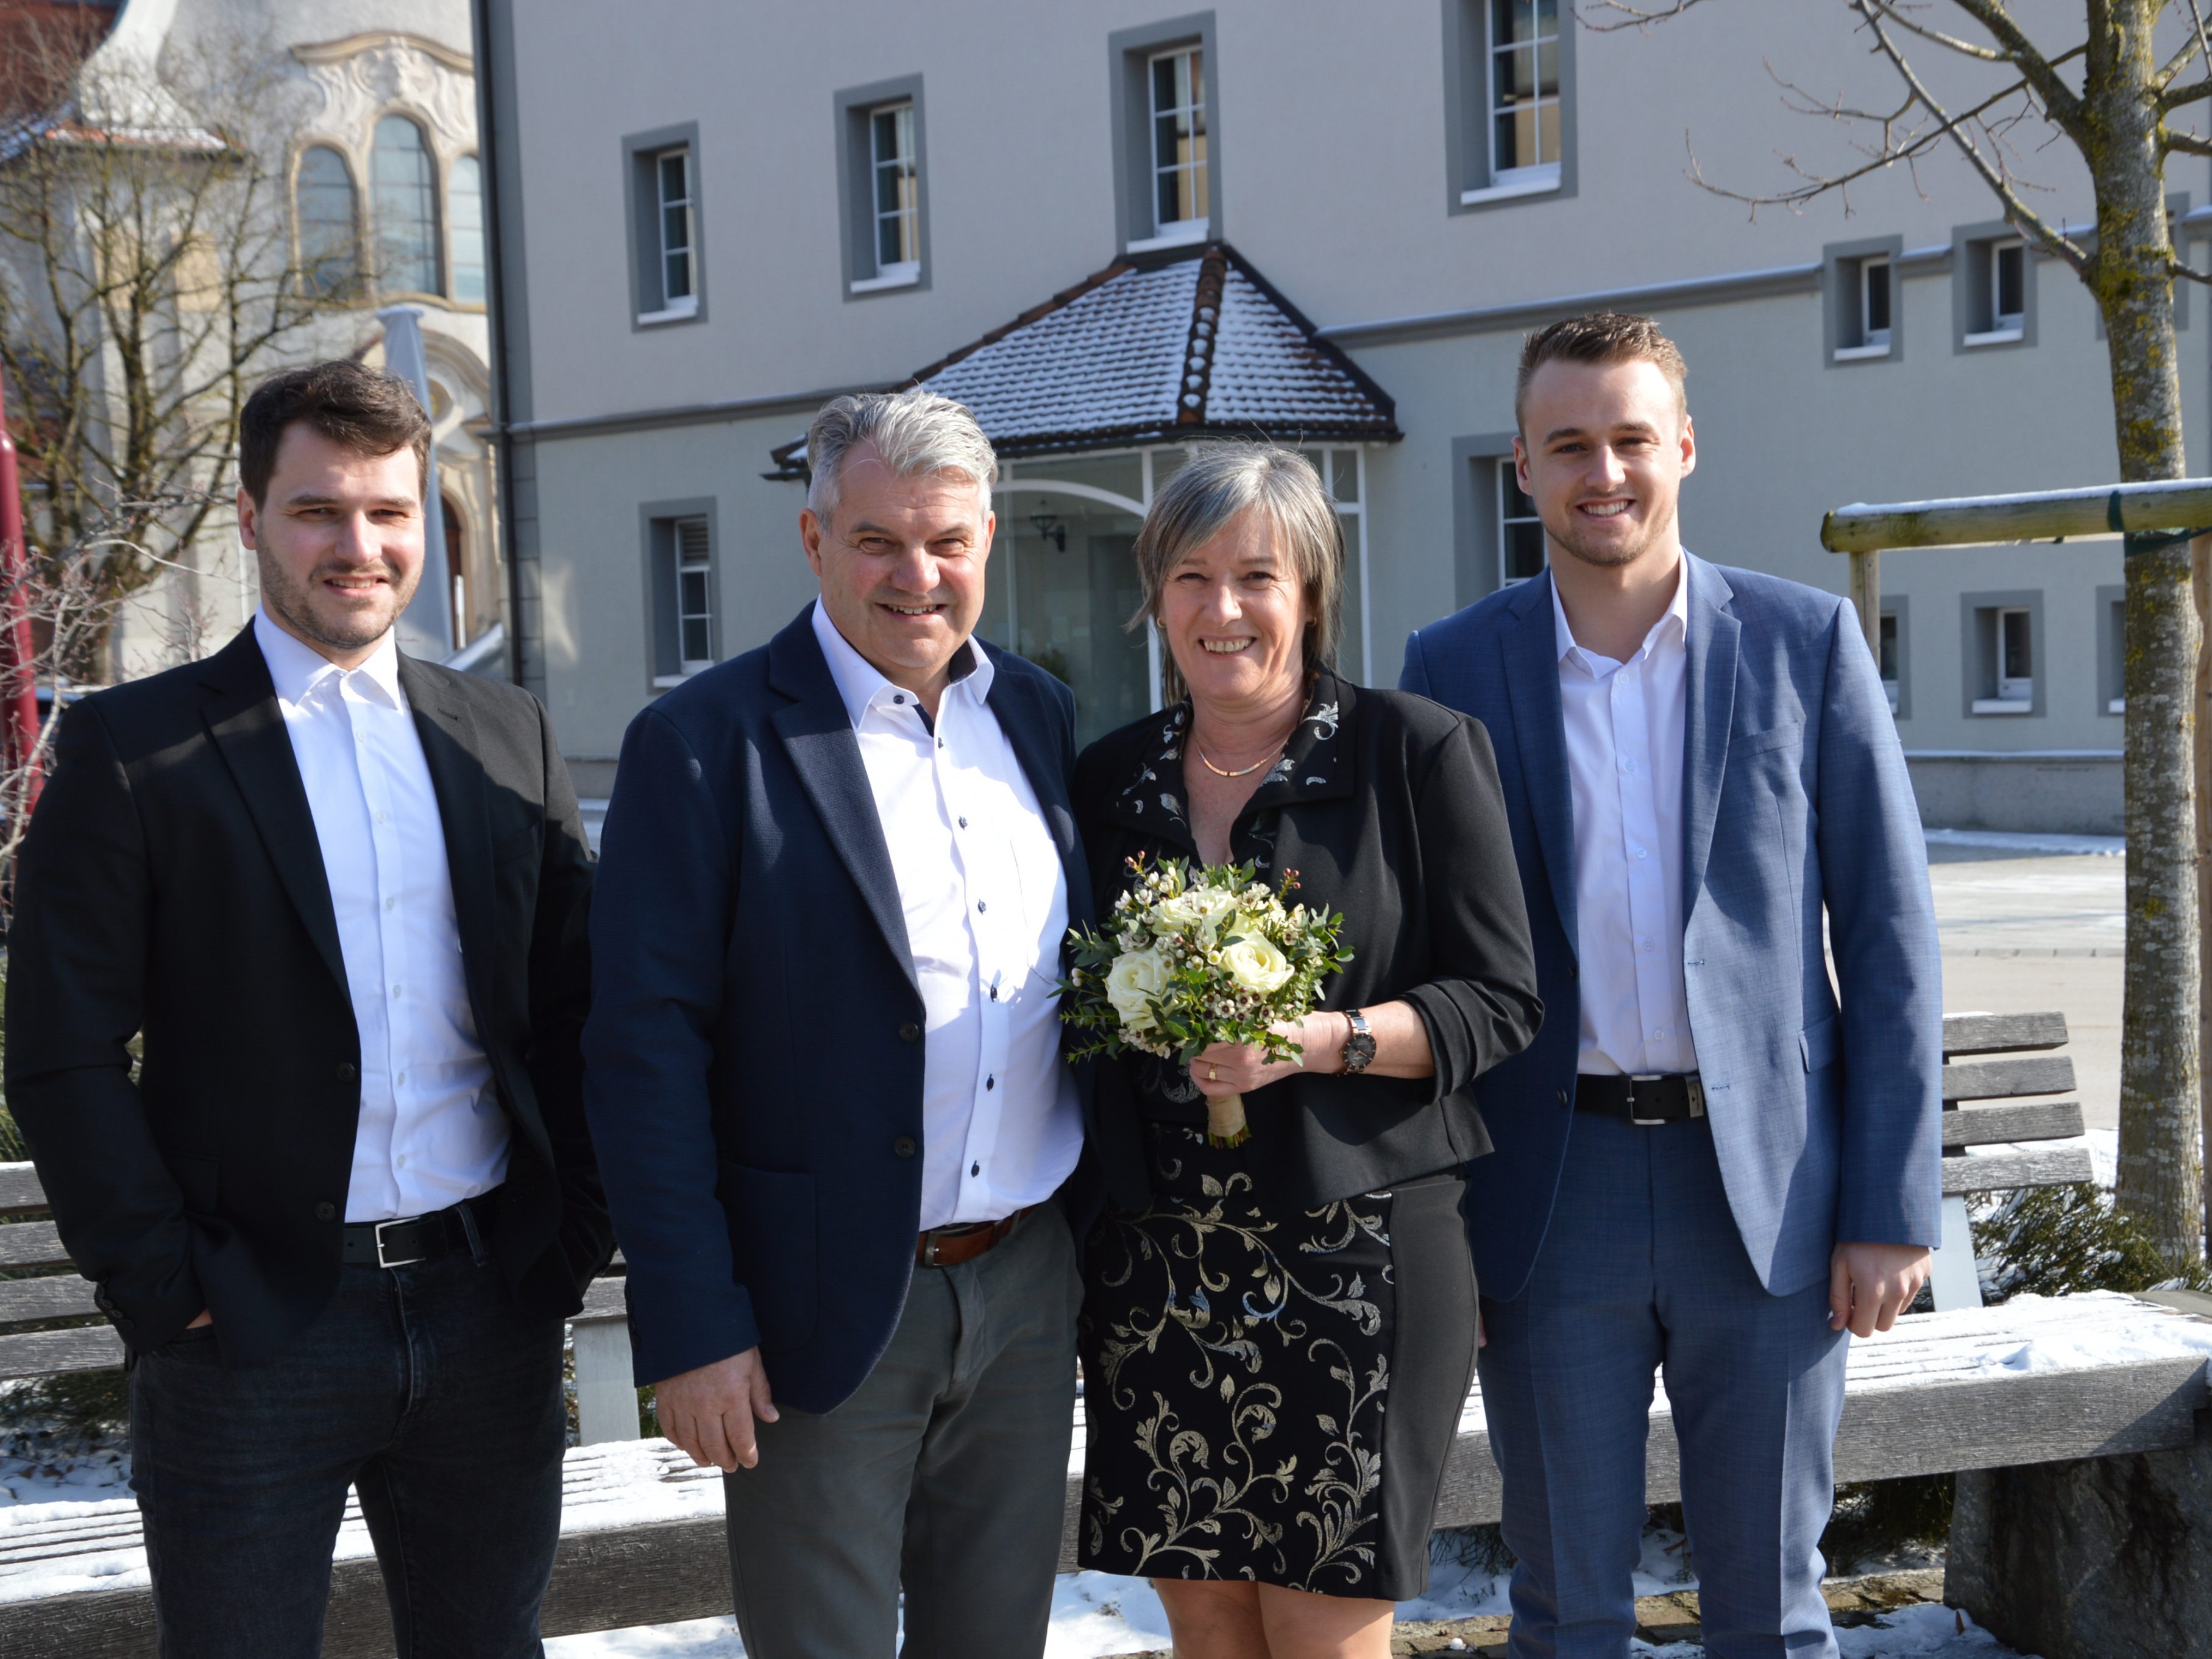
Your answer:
[810,597,993,729]
[1550,559,1692,671]
[253,607,405,710]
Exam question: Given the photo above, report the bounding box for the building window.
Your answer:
[1956,222,2031,348]
[1447,1,1576,210]
[643,500,718,683]
[448,155,486,306]
[1963,591,2041,716]
[1149,47,1209,239]
[837,77,929,297]
[1490,1,1560,188]
[625,124,704,327]
[1500,465,1545,583]
[1111,16,1221,252]
[871,105,920,277]
[371,115,441,297]
[1877,597,1910,717]
[2097,586,2126,715]
[295,144,358,299]
[1825,236,1904,364]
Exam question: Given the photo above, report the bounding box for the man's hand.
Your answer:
[654,1348,779,1472]
[186,1309,212,1329]
[1828,1242,1934,1337]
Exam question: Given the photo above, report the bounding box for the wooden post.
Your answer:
[2197,534,2212,1257]
[1848,548,1882,661]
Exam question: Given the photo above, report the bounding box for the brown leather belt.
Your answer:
[916,1205,1033,1268]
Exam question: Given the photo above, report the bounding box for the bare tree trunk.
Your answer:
[2098,0,2205,1268]
[2196,534,2211,1258]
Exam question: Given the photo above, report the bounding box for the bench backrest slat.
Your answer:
[1942,1011,2068,1057]
[0,1220,70,1271]
[1941,1055,2076,1103]
[0,1276,101,1323]
[1943,1100,2085,1150]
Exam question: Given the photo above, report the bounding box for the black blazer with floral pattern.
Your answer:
[1071,671,1544,1212]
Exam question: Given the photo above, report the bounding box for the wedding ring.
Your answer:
[1208,1065,1219,1081]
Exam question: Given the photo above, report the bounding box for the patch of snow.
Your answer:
[1923,829,2122,857]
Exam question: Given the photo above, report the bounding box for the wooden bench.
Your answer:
[3,1011,2205,1658]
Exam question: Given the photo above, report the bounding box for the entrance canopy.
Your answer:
[767,240,1399,474]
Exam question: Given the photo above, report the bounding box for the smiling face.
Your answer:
[1515,356,1695,575]
[801,447,993,699]
[238,424,425,668]
[1159,506,1310,719]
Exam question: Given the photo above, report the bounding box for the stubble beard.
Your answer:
[1547,506,1668,574]
[260,552,415,655]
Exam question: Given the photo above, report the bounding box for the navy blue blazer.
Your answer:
[582,606,1094,1409]
[1402,556,1943,1303]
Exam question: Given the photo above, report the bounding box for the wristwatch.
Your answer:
[1341,1008,1377,1075]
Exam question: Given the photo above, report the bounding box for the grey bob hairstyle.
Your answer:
[1131,444,1345,704]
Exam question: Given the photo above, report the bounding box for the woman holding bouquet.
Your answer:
[1070,445,1543,1658]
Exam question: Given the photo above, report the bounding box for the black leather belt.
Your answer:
[1575,1073,1707,1125]
[340,1190,499,1268]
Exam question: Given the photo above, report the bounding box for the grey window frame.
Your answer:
[1960,589,2044,718]
[1824,235,1904,366]
[1443,0,1579,214]
[1878,595,1910,719]
[1451,432,1523,607]
[2096,583,2126,716]
[640,497,720,685]
[623,122,706,329]
[1951,218,2035,351]
[1108,13,1221,252]
[835,74,931,300]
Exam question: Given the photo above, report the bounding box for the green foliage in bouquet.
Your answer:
[1058,855,1351,1068]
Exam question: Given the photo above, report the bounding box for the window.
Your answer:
[1993,242,2025,330]
[1490,1,1560,188]
[448,155,486,306]
[294,144,358,299]
[1500,465,1545,583]
[1963,592,2041,716]
[643,501,718,684]
[1825,237,1904,364]
[838,80,929,296]
[1446,1,1576,209]
[2097,588,2126,715]
[1957,222,2030,348]
[1877,598,1909,716]
[1149,48,1208,239]
[1110,16,1221,252]
[1296,448,1370,681]
[371,116,441,297]
[624,124,704,326]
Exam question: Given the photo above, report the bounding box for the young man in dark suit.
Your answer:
[6,360,611,1657]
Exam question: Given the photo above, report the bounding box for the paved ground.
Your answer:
[1926,843,2122,1130]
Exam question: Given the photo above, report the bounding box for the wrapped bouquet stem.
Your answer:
[1059,856,1352,1148]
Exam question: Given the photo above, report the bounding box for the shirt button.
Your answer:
[893,693,906,705]
[314,1201,337,1222]
[391,985,403,999]
[977,900,988,913]
[959,817,968,829]
[1639,938,1654,952]
[893,1136,917,1158]
[384,896,397,912]
[1634,846,1648,860]
[971,1161,980,1177]
[986,1075,996,1091]
[375,812,388,825]
[336,1061,357,1082]
[898,1021,921,1042]
[990,986,999,1001]
[395,1072,406,1088]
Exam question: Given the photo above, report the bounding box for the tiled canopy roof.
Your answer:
[768,241,1398,476]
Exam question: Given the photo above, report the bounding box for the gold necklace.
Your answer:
[1196,739,1287,778]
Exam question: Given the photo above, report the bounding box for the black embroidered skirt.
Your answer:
[1077,1123,1479,1601]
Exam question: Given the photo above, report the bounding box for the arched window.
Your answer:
[448,154,486,304]
[294,145,358,298]
[372,115,441,295]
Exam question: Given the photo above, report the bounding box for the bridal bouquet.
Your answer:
[1059,855,1351,1147]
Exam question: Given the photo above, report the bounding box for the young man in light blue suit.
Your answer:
[1402,313,1943,1659]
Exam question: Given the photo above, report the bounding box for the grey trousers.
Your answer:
[722,1204,1082,1659]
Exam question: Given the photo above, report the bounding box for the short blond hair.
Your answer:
[1130,444,1344,704]
[1514,311,1689,432]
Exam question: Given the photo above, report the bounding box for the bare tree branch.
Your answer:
[2163,0,2212,111]
[1572,0,1716,33]
[1925,0,2089,135]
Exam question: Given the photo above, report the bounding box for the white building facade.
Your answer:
[477,0,2208,830]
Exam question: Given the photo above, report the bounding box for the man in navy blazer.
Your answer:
[583,391,1093,1659]
[1402,314,1943,1658]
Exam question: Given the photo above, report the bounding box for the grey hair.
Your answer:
[804,389,998,521]
[1130,444,1345,704]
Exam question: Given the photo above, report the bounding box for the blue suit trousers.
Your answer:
[1478,1114,1849,1659]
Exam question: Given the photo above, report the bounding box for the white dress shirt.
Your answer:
[1553,567,1700,1077]
[811,601,1083,1231]
[253,611,507,1222]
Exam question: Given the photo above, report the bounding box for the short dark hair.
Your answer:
[238,360,431,505]
[1514,311,1689,433]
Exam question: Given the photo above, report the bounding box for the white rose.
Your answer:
[1218,920,1293,995]
[1104,947,1171,1030]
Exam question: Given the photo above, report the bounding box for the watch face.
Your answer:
[1346,1031,1378,1071]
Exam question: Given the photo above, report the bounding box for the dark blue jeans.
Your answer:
[129,1246,568,1659]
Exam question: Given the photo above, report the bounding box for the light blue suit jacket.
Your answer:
[1402,554,1943,1301]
